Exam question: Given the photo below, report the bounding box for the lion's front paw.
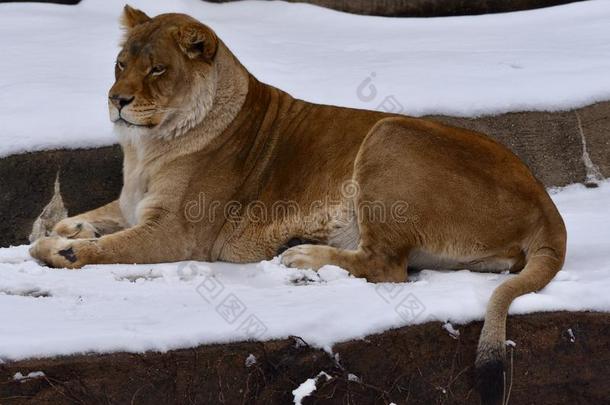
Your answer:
[29,236,98,269]
[280,245,328,270]
[53,219,100,239]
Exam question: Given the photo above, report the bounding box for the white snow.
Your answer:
[347,373,361,382]
[1,0,610,157]
[12,371,45,382]
[442,322,460,339]
[292,371,331,405]
[0,181,609,361]
[245,353,257,367]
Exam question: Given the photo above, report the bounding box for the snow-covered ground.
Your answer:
[1,0,610,157]
[0,182,609,361]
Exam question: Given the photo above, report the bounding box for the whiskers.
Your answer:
[155,105,179,114]
[131,108,157,114]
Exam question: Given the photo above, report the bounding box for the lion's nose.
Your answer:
[109,94,134,110]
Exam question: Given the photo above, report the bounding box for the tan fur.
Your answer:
[29,7,566,404]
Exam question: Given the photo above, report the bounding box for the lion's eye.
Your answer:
[116,61,125,71]
[150,65,166,76]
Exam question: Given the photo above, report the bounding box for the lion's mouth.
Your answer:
[114,117,155,128]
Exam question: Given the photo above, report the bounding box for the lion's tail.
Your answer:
[475,215,566,405]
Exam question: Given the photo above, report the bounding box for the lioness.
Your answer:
[30,6,566,404]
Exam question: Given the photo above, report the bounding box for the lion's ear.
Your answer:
[121,5,151,30]
[174,23,218,62]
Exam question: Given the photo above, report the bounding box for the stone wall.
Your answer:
[206,0,584,17]
[1,312,608,404]
[1,102,608,248]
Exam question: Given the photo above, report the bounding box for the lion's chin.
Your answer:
[113,119,158,145]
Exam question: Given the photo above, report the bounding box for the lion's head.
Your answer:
[109,6,221,140]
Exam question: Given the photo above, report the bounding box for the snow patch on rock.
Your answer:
[292,371,332,405]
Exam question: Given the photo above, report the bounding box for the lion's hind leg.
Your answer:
[281,244,407,282]
[282,118,429,283]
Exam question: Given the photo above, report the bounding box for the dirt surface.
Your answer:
[207,0,584,17]
[2,102,609,248]
[0,311,607,404]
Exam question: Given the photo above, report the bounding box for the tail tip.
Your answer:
[475,354,506,405]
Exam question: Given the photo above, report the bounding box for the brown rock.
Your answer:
[207,0,585,17]
[2,103,610,247]
[0,312,608,404]
[0,146,122,247]
[428,109,587,188]
[576,101,610,179]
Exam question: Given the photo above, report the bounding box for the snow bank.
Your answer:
[1,0,610,157]
[0,181,609,361]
